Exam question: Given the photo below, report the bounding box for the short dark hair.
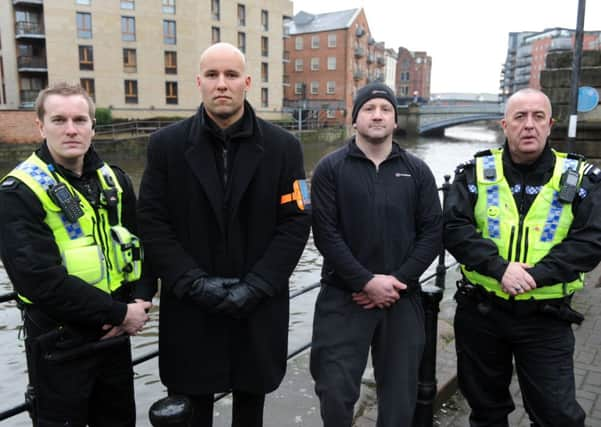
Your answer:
[35,82,96,121]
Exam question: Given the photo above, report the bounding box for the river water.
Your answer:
[0,124,504,426]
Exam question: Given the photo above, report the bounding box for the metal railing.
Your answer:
[0,179,455,426]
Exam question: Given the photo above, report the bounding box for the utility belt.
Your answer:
[455,278,584,325]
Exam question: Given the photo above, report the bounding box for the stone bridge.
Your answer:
[396,102,504,136]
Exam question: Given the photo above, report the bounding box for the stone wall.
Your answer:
[0,111,42,144]
[541,50,601,159]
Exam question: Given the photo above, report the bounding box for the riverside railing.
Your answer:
[0,178,454,426]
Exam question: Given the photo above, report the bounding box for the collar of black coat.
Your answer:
[502,140,554,174]
[37,140,103,179]
[347,136,404,160]
[197,99,257,143]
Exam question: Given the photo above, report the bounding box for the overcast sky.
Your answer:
[293,0,601,94]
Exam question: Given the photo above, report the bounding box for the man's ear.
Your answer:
[35,118,45,138]
[91,119,96,131]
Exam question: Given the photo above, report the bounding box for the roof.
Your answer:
[286,8,361,35]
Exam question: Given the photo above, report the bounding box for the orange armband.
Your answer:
[280,179,310,211]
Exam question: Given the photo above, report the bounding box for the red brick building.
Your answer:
[396,47,431,100]
[283,8,387,126]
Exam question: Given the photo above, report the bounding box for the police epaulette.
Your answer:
[0,177,19,190]
[567,152,586,161]
[583,162,601,183]
[474,149,493,158]
[455,159,475,175]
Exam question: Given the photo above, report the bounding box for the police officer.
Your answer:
[0,82,153,426]
[444,88,601,426]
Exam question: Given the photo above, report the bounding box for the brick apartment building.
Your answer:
[396,47,431,100]
[500,28,601,100]
[283,8,388,126]
[0,0,292,120]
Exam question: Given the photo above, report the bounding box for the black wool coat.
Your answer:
[137,103,311,394]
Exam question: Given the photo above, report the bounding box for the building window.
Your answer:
[124,80,138,103]
[261,88,268,108]
[165,51,177,74]
[326,109,336,118]
[237,4,246,26]
[311,57,319,71]
[295,36,303,50]
[327,56,336,70]
[120,0,134,9]
[80,78,95,100]
[328,33,336,48]
[261,36,268,57]
[311,35,319,49]
[211,26,220,44]
[261,62,268,83]
[261,10,268,31]
[121,16,136,41]
[310,81,318,95]
[294,58,303,72]
[123,48,137,72]
[294,82,303,96]
[163,20,176,44]
[78,45,93,70]
[237,32,246,53]
[211,0,220,20]
[326,80,335,94]
[162,0,175,14]
[165,81,178,104]
[76,12,92,39]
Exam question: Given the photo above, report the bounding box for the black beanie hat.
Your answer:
[351,83,397,124]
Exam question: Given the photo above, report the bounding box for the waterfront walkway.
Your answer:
[233,263,601,427]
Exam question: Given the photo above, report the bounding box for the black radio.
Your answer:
[48,183,84,223]
[558,168,579,204]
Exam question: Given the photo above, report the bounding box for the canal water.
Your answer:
[0,123,504,426]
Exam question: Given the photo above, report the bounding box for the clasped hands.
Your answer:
[352,274,407,309]
[188,275,267,318]
[501,262,537,296]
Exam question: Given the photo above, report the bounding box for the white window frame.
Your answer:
[310,57,319,71]
[326,81,335,94]
[327,56,336,70]
[310,81,318,95]
[294,58,303,72]
[295,36,303,50]
[311,35,319,49]
[327,33,336,48]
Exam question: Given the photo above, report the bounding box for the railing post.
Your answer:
[413,174,451,427]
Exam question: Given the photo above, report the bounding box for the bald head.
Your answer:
[199,42,247,72]
[505,88,552,118]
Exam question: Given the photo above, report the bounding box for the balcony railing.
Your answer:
[354,46,365,58]
[366,54,375,64]
[17,55,47,69]
[355,26,365,38]
[15,21,44,36]
[353,69,365,80]
[283,51,290,62]
[19,89,39,107]
[376,56,386,66]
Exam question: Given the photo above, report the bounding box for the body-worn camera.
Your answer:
[558,168,579,204]
[47,183,84,223]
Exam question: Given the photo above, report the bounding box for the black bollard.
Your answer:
[149,395,193,427]
[413,175,451,427]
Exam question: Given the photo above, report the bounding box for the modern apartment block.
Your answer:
[283,8,388,126]
[0,0,292,120]
[396,47,431,100]
[500,28,601,101]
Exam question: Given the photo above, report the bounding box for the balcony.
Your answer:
[367,36,375,46]
[13,0,43,4]
[283,74,290,86]
[366,54,375,64]
[15,21,44,38]
[354,46,365,58]
[353,69,365,81]
[376,56,385,66]
[20,89,39,108]
[283,51,290,62]
[355,26,365,38]
[17,55,47,71]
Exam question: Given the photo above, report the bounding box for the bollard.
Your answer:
[413,175,451,427]
[149,395,193,427]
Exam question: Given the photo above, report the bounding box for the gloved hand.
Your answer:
[188,276,239,310]
[215,280,267,318]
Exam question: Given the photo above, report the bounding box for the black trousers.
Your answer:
[24,317,135,427]
[169,390,265,427]
[310,285,425,427]
[454,297,585,427]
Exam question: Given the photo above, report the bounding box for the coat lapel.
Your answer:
[228,139,263,220]
[185,117,225,233]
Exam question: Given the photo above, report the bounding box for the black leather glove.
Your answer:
[215,280,266,318]
[188,276,238,310]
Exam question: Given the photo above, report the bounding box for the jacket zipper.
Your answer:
[522,227,529,263]
[513,176,526,262]
[507,225,516,261]
[223,147,228,186]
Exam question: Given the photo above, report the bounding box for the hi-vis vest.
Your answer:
[461,148,584,300]
[7,153,142,303]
